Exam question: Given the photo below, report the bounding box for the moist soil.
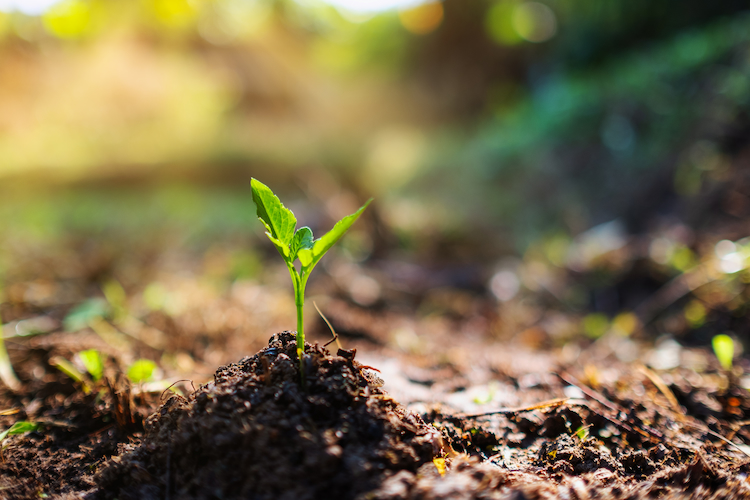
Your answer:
[94,332,439,500]
[2,330,750,499]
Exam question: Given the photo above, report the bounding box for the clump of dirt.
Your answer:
[0,338,154,500]
[0,388,142,500]
[95,332,440,500]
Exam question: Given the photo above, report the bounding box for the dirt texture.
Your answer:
[369,366,750,500]
[0,334,150,500]
[2,329,750,499]
[94,332,440,500]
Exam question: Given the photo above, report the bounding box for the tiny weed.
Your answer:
[128,359,157,383]
[712,334,735,371]
[574,425,590,441]
[251,178,371,380]
[50,355,92,393]
[0,421,40,441]
[78,349,104,381]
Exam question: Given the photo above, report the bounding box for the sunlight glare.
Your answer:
[321,0,428,14]
[0,0,63,15]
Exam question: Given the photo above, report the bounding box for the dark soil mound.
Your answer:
[95,332,440,500]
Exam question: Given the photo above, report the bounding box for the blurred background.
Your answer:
[2,0,750,386]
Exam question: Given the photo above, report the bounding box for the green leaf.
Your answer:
[251,179,297,255]
[0,421,40,441]
[299,199,372,273]
[290,226,314,261]
[712,334,735,371]
[263,226,292,259]
[574,425,589,441]
[250,179,372,384]
[78,349,104,381]
[49,356,85,384]
[128,359,157,383]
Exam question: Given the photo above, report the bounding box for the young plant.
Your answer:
[251,178,371,376]
[0,421,40,442]
[128,359,157,384]
[78,349,104,382]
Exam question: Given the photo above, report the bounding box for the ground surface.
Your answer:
[1,314,749,499]
[3,149,750,497]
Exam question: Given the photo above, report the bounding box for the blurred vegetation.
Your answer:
[1,0,750,360]
[418,12,750,246]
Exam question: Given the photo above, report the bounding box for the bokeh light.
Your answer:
[0,0,62,15]
[42,0,90,39]
[512,2,556,43]
[398,1,443,35]
[321,0,427,13]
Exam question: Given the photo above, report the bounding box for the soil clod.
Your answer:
[95,332,439,500]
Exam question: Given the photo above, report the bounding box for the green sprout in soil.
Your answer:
[0,421,39,442]
[251,178,371,378]
[49,350,106,394]
[128,359,157,384]
[574,425,590,441]
[78,349,104,382]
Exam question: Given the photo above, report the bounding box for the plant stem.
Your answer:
[295,284,305,359]
[288,264,307,384]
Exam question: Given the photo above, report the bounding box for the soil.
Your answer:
[0,334,154,499]
[94,332,438,500]
[1,327,749,499]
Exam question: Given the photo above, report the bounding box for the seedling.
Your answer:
[78,349,104,381]
[251,178,371,378]
[50,356,87,388]
[49,350,106,394]
[574,425,590,441]
[128,359,157,384]
[0,421,39,442]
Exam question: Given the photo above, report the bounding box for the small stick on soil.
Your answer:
[160,380,195,401]
[458,397,573,418]
[679,420,750,459]
[457,396,656,447]
[558,372,665,440]
[314,301,342,350]
[558,372,623,414]
[725,420,750,441]
[636,363,683,416]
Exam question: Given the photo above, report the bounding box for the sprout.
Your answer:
[251,179,371,381]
